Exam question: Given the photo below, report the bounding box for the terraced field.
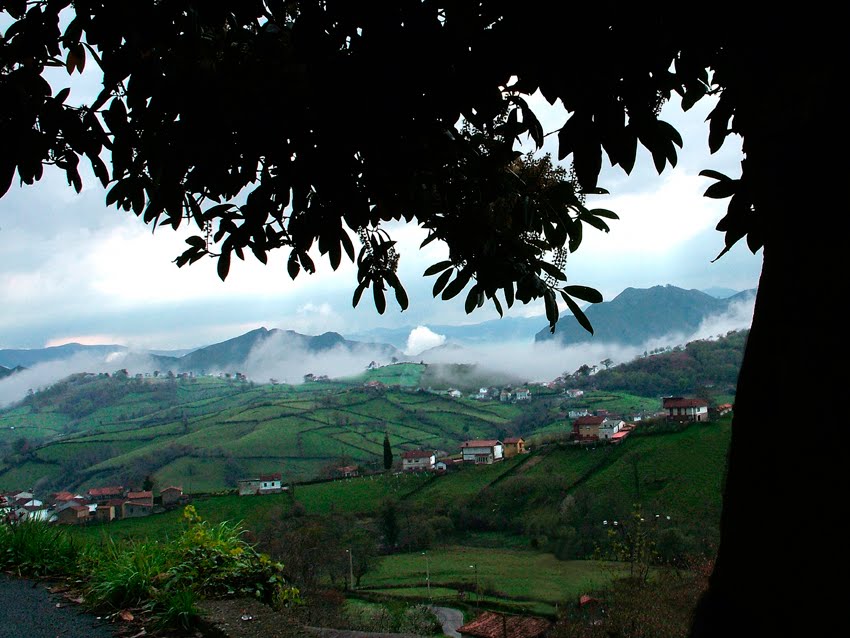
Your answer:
[0,371,532,493]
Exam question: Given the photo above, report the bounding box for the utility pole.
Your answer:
[346,548,354,589]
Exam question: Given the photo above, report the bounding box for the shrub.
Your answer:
[82,506,299,630]
[399,604,441,635]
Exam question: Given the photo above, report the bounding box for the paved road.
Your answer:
[0,574,118,638]
[430,606,463,638]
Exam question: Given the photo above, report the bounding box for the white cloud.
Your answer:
[239,331,396,384]
[405,326,447,355]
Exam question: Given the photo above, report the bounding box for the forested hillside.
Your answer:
[567,330,747,398]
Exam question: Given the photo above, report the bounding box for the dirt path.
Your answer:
[0,574,119,638]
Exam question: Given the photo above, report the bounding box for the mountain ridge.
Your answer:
[0,285,755,372]
[535,284,756,346]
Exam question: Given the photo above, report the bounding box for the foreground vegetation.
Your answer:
[0,507,296,632]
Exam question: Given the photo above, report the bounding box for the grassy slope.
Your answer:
[0,371,525,492]
[361,548,627,615]
[66,418,730,617]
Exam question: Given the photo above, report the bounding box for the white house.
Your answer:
[402,450,436,471]
[513,388,531,401]
[460,440,504,464]
[599,419,625,440]
[237,473,283,495]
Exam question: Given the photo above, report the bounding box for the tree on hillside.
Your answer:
[0,3,841,635]
[382,432,393,471]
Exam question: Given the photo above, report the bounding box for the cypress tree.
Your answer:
[383,432,393,470]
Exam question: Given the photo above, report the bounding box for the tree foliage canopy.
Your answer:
[1,0,764,333]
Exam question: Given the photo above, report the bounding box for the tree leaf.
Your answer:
[539,261,566,281]
[0,160,14,198]
[503,283,514,308]
[441,270,471,300]
[544,290,559,331]
[287,255,300,279]
[423,260,453,276]
[385,271,409,311]
[561,291,594,335]
[704,180,738,199]
[432,268,453,297]
[581,214,610,233]
[373,282,386,314]
[340,229,355,262]
[563,285,603,303]
[588,208,619,220]
[464,285,480,314]
[352,281,368,308]
[491,293,504,317]
[698,169,731,181]
[217,249,231,281]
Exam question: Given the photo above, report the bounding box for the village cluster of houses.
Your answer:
[361,382,533,403]
[1,484,187,525]
[397,436,529,472]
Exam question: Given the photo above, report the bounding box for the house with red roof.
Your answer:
[126,490,154,506]
[457,612,551,638]
[572,415,605,442]
[460,440,504,464]
[401,450,436,472]
[662,397,709,422]
[160,486,185,508]
[87,485,125,501]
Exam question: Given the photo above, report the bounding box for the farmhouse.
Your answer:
[401,450,436,472]
[237,472,284,495]
[122,501,152,518]
[599,419,625,440]
[460,440,504,464]
[160,486,185,507]
[572,415,605,442]
[503,437,527,457]
[126,490,154,506]
[56,504,90,525]
[513,388,531,401]
[662,397,709,422]
[336,466,359,478]
[458,612,551,638]
[87,486,124,502]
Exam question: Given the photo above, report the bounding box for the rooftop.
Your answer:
[457,612,551,638]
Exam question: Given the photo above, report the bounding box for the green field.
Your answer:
[361,547,627,615]
[0,375,531,493]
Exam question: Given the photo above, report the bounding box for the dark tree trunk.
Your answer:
[690,17,842,637]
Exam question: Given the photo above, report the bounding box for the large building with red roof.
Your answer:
[662,397,709,422]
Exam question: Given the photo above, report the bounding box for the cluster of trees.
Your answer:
[566,331,747,398]
[23,372,181,420]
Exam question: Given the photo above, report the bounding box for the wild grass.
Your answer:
[0,518,80,577]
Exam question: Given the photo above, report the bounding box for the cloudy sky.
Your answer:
[0,70,762,352]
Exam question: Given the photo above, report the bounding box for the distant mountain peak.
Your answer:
[536,284,754,346]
